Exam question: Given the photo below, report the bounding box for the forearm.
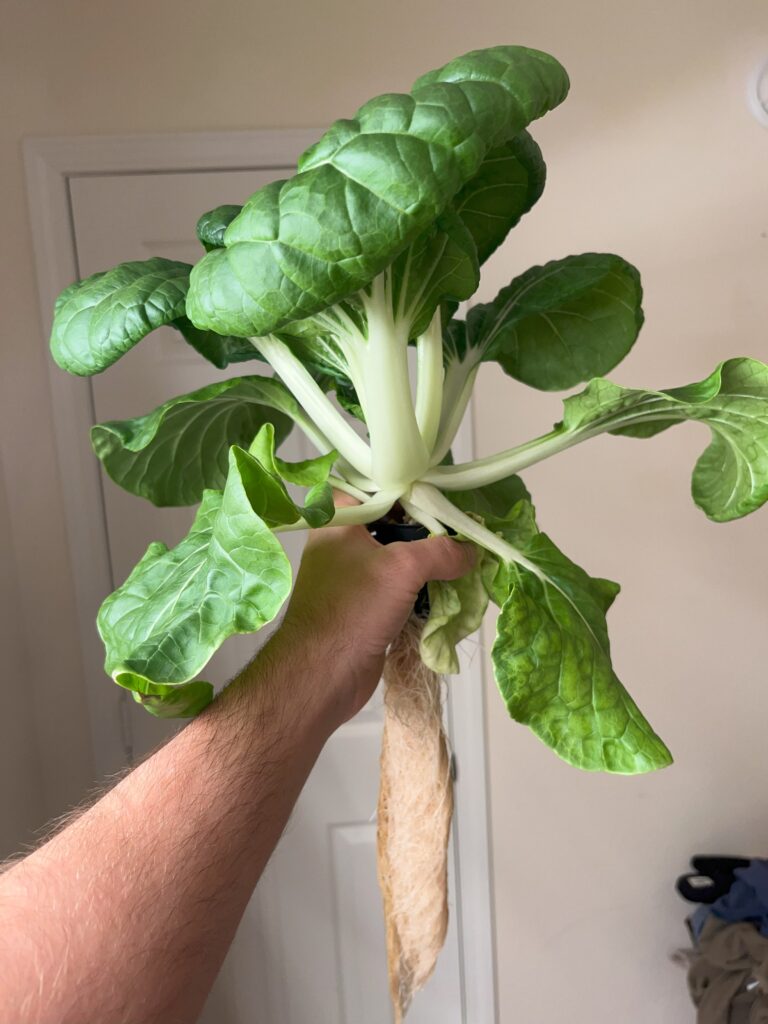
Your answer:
[0,634,333,1024]
[0,515,472,1024]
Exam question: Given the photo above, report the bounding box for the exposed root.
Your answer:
[377,616,453,1022]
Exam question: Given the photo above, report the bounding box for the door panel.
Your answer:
[69,168,465,1023]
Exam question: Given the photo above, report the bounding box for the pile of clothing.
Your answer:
[677,856,768,1023]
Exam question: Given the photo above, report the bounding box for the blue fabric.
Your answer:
[689,904,712,942]
[710,860,768,937]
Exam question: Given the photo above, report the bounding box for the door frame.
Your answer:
[24,129,498,1022]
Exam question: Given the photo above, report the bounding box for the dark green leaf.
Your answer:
[50,257,266,376]
[447,473,530,519]
[277,329,353,384]
[186,46,568,337]
[452,131,546,265]
[50,258,191,376]
[389,210,479,336]
[335,379,366,422]
[273,313,368,420]
[173,317,261,369]
[196,204,242,251]
[468,253,644,390]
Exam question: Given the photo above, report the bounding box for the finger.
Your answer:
[332,489,361,509]
[305,488,378,550]
[387,535,476,585]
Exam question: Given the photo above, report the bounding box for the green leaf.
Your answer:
[490,516,670,774]
[187,46,569,337]
[389,210,479,337]
[98,452,294,717]
[444,475,533,603]
[432,358,768,524]
[173,317,261,369]
[467,253,644,390]
[446,473,530,519]
[50,258,191,375]
[230,445,300,526]
[278,326,355,385]
[437,489,661,772]
[442,316,473,368]
[559,357,768,522]
[420,476,532,674]
[49,257,262,376]
[421,545,496,675]
[452,131,546,265]
[239,422,336,528]
[196,204,242,251]
[272,309,369,422]
[91,376,300,507]
[128,681,215,719]
[335,378,366,423]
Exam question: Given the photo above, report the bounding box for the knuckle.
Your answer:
[379,543,420,585]
[430,536,473,578]
[434,535,459,558]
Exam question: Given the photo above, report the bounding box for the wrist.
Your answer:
[262,621,356,736]
[227,625,347,747]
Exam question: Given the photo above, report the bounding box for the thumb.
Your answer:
[389,535,476,587]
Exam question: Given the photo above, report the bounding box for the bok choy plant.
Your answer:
[50,44,768,780]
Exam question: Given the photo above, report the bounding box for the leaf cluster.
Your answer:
[49,45,768,773]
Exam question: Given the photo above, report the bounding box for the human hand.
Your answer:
[267,503,474,734]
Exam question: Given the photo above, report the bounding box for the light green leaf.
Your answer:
[421,545,496,675]
[445,477,534,605]
[478,500,540,607]
[466,253,644,390]
[491,522,670,774]
[429,358,768,524]
[98,451,294,717]
[187,46,568,337]
[91,376,300,507]
[420,477,532,674]
[435,488,659,771]
[239,422,336,528]
[230,445,299,526]
[127,681,215,719]
[452,131,546,265]
[196,204,242,251]
[560,357,768,522]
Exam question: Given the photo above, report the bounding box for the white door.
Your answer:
[68,164,475,1023]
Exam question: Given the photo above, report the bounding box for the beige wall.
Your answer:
[472,17,768,1017]
[2,0,767,1016]
[0,455,45,858]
